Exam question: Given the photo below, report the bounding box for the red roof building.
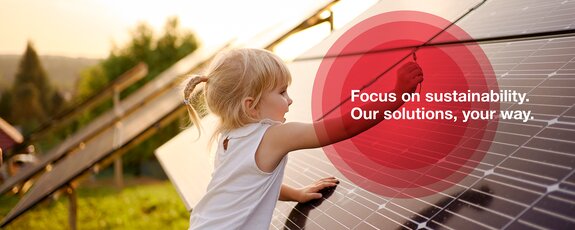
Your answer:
[0,117,23,151]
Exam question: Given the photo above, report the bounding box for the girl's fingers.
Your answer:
[319,177,338,182]
[312,182,338,191]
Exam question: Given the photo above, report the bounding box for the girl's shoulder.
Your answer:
[226,119,281,139]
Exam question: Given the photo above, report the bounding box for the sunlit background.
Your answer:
[1,0,375,59]
[0,0,377,228]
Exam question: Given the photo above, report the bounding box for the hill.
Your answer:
[0,55,100,93]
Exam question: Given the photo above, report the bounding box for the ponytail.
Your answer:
[183,75,208,137]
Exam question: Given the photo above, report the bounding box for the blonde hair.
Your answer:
[183,48,291,141]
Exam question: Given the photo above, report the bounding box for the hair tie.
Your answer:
[183,75,208,106]
[190,75,208,85]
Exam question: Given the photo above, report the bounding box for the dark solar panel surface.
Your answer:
[272,0,575,229]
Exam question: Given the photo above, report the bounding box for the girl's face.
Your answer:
[256,84,292,123]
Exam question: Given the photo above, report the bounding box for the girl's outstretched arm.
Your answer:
[256,62,422,172]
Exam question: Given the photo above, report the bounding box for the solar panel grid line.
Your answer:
[314,211,350,229]
[490,159,561,189]
[428,215,493,230]
[435,201,508,229]
[532,198,575,222]
[515,219,548,230]
[536,7,575,22]
[521,55,575,64]
[530,87,575,98]
[478,180,539,213]
[540,127,575,141]
[387,193,490,225]
[353,220,380,230]
[508,155,572,171]
[496,164,563,184]
[271,208,296,230]
[548,192,575,207]
[489,132,537,147]
[533,135,575,149]
[494,52,549,79]
[321,204,364,228]
[459,0,570,35]
[466,186,527,214]
[287,154,340,181]
[278,210,304,230]
[489,129,532,140]
[502,170,575,228]
[343,192,382,218]
[483,130,530,147]
[370,208,414,230]
[541,38,575,49]
[527,96,575,107]
[525,136,575,155]
[500,150,573,175]
[536,12,575,25]
[517,199,575,229]
[411,192,505,229]
[380,203,431,229]
[515,146,575,168]
[540,79,575,88]
[494,120,542,133]
[513,62,568,72]
[488,43,546,55]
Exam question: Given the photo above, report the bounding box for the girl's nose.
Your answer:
[288,97,293,106]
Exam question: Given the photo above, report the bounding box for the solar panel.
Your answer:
[154,0,575,229]
[269,0,575,229]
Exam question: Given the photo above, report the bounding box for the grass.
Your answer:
[0,179,189,229]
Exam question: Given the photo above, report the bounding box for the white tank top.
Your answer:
[189,119,287,230]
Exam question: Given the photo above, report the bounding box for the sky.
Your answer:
[0,0,374,59]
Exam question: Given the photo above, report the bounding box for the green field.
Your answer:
[0,180,189,229]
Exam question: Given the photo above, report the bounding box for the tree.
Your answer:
[9,42,58,133]
[0,90,12,119]
[74,17,200,175]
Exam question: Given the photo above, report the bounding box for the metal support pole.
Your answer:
[67,185,77,230]
[113,88,124,189]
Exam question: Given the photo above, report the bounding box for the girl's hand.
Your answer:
[395,62,423,94]
[296,177,339,203]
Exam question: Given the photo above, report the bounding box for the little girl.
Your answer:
[183,48,422,229]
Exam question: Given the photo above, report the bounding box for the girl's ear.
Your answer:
[243,97,257,117]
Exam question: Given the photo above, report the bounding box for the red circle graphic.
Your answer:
[312,11,499,198]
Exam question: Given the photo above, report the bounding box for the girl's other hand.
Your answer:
[395,62,423,94]
[297,177,339,203]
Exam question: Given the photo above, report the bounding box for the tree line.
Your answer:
[1,17,199,176]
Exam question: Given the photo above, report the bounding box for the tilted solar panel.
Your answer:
[152,0,575,229]
[270,0,575,229]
